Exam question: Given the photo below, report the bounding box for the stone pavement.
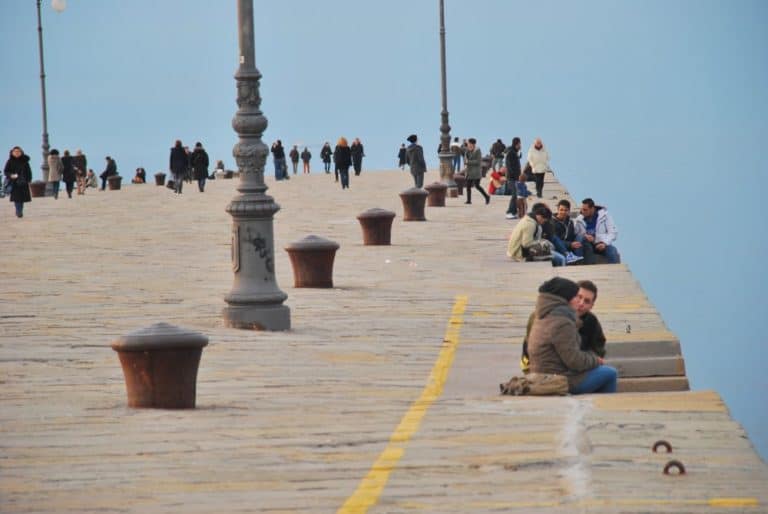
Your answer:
[2,169,766,513]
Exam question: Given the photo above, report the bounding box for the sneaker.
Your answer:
[565,252,584,264]
[505,213,517,219]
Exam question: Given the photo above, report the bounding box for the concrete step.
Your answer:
[608,355,686,378]
[617,376,690,392]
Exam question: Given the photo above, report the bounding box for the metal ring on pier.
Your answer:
[663,460,686,475]
[652,440,672,453]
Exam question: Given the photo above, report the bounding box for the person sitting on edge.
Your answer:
[488,168,507,195]
[574,198,621,264]
[547,199,584,265]
[132,167,146,184]
[521,279,607,373]
[526,277,617,394]
[84,169,97,189]
[506,203,565,266]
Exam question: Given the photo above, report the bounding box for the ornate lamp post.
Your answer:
[36,0,66,185]
[222,0,290,331]
[437,0,457,197]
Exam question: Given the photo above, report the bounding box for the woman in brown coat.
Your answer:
[527,277,617,394]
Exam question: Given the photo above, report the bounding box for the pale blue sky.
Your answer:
[2,1,766,459]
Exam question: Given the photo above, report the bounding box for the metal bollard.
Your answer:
[154,173,166,186]
[357,208,396,245]
[454,173,466,195]
[107,175,122,190]
[285,235,340,288]
[398,187,429,221]
[111,323,209,409]
[424,182,448,207]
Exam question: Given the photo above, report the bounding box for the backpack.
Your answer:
[499,373,568,396]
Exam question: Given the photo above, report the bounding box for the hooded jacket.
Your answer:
[574,206,618,246]
[552,214,577,245]
[527,144,550,174]
[506,214,542,261]
[464,147,483,179]
[4,152,33,203]
[527,292,599,391]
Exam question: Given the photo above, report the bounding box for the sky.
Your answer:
[2,1,767,460]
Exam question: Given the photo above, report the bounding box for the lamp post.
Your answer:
[437,0,457,197]
[35,0,65,191]
[222,0,290,331]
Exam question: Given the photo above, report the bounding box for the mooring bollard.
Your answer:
[398,187,429,221]
[454,173,466,196]
[107,175,123,190]
[285,235,340,288]
[111,322,209,409]
[356,208,396,245]
[155,172,166,186]
[424,182,448,207]
[29,180,46,198]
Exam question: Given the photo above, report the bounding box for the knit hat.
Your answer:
[538,277,579,302]
[406,134,418,143]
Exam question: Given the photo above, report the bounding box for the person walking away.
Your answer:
[527,277,617,394]
[405,134,426,188]
[351,138,365,176]
[73,149,87,195]
[450,137,462,173]
[190,142,210,192]
[490,138,505,171]
[321,142,333,174]
[4,146,32,218]
[334,137,352,189]
[61,150,76,198]
[289,145,300,175]
[463,138,490,205]
[47,149,63,199]
[397,144,407,170]
[527,138,550,198]
[300,147,311,174]
[504,137,522,219]
[169,140,188,194]
[271,140,287,180]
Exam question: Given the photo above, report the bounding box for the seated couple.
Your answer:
[506,203,575,266]
[521,277,617,394]
[550,198,621,265]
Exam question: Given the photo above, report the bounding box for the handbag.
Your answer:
[500,373,568,396]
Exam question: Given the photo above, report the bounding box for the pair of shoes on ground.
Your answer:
[565,252,584,264]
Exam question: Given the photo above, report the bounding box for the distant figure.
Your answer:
[190,142,210,192]
[271,140,287,180]
[527,277,617,394]
[320,142,333,174]
[183,146,193,183]
[4,146,32,218]
[213,159,225,179]
[397,144,407,170]
[574,198,620,264]
[351,138,365,176]
[84,169,97,189]
[488,169,506,196]
[490,138,506,171]
[450,137,462,173]
[73,149,87,195]
[300,147,311,174]
[334,137,352,189]
[99,156,117,191]
[169,140,187,194]
[47,149,63,199]
[515,172,531,218]
[132,167,147,184]
[463,138,490,205]
[504,137,522,219]
[527,138,550,198]
[61,150,76,198]
[405,134,426,188]
[289,145,300,175]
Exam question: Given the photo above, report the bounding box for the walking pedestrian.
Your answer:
[73,149,87,195]
[300,147,311,174]
[4,146,32,218]
[61,150,76,198]
[321,142,333,174]
[397,144,407,170]
[47,149,63,199]
[190,142,210,192]
[289,145,300,175]
[527,138,550,198]
[334,137,352,189]
[169,141,187,194]
[351,138,365,175]
[464,138,490,205]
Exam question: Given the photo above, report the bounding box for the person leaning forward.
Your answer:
[527,277,617,394]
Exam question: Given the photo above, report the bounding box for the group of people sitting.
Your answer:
[507,198,620,266]
[519,277,617,395]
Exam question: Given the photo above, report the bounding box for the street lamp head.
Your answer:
[51,0,66,13]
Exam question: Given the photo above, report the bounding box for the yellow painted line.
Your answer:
[337,295,468,514]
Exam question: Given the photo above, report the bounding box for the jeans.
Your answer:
[339,166,350,189]
[324,161,331,173]
[412,171,424,189]
[583,241,620,264]
[551,235,585,258]
[14,201,24,217]
[571,365,618,394]
[64,181,74,198]
[51,181,60,198]
[174,174,183,193]
[291,161,298,175]
[452,155,461,173]
[274,158,287,180]
[551,251,566,267]
[197,176,206,192]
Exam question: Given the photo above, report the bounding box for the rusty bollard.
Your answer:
[29,180,47,198]
[399,187,429,221]
[285,235,340,288]
[154,172,166,186]
[111,323,209,409]
[424,182,448,207]
[357,208,396,245]
[107,175,123,190]
[454,173,466,196]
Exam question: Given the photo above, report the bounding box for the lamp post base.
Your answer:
[222,303,291,331]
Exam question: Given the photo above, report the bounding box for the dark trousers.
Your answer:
[465,178,489,203]
[64,181,74,198]
[339,166,350,188]
[506,187,517,214]
[197,176,206,192]
[533,172,545,197]
[352,158,362,175]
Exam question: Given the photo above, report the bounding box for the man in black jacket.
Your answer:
[548,199,585,264]
[504,137,522,219]
[99,156,117,191]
